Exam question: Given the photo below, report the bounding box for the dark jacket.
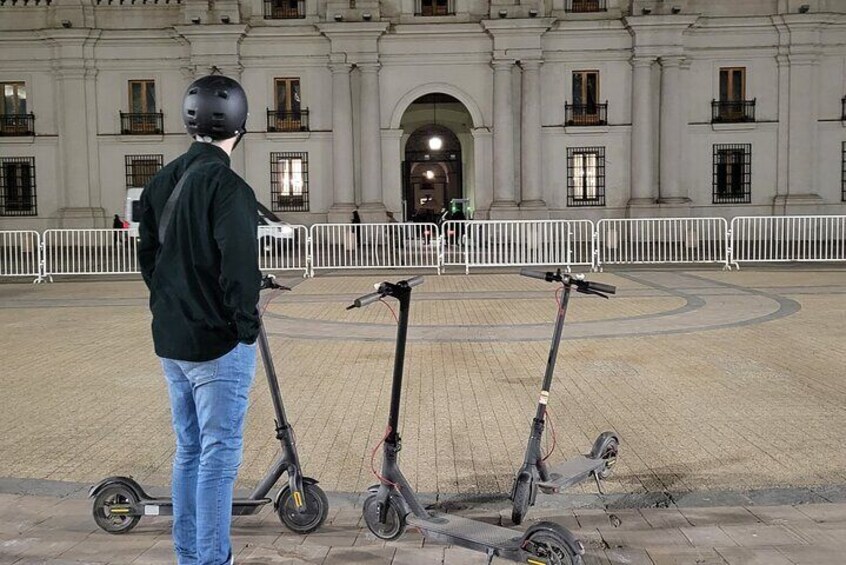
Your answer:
[138,142,261,362]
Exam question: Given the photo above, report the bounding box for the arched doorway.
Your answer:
[399,93,473,222]
[404,125,462,223]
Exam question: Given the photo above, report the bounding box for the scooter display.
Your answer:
[510,268,620,525]
[349,276,587,565]
[90,275,329,535]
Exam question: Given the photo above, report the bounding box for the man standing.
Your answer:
[138,74,261,565]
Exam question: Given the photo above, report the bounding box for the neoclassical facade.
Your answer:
[1,0,846,231]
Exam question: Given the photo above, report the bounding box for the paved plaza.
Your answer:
[1,267,845,563]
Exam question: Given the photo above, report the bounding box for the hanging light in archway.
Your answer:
[428,98,442,151]
[425,170,435,180]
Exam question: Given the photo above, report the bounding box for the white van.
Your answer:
[124,190,296,248]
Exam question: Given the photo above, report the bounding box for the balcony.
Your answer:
[414,0,455,16]
[711,99,756,123]
[263,0,305,19]
[0,113,35,136]
[565,102,607,127]
[267,109,309,133]
[565,0,606,12]
[120,112,163,135]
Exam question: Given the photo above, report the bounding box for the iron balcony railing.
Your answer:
[0,113,35,136]
[711,99,756,123]
[414,0,455,16]
[565,0,606,12]
[565,102,608,126]
[263,0,305,19]
[120,112,163,135]
[267,109,309,132]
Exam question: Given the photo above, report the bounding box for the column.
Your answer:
[520,59,544,208]
[358,62,384,210]
[629,56,656,204]
[329,62,356,215]
[491,59,517,208]
[658,56,687,203]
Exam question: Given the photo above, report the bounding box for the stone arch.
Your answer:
[388,82,485,130]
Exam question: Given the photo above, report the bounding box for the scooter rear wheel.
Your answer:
[276,483,329,534]
[511,474,532,525]
[523,523,581,565]
[595,437,619,481]
[362,493,406,540]
[92,485,141,534]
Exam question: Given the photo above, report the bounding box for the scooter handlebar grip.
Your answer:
[405,276,424,288]
[586,281,616,294]
[352,292,383,308]
[520,268,549,281]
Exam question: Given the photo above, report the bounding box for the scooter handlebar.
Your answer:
[405,276,424,288]
[520,268,550,281]
[585,281,616,294]
[348,291,383,310]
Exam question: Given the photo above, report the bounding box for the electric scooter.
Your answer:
[90,275,329,535]
[510,268,620,525]
[349,276,587,565]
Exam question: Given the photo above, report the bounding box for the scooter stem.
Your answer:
[387,289,411,444]
[535,283,572,422]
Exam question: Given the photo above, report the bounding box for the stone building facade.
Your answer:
[1,0,845,230]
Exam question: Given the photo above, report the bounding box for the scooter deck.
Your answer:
[538,455,603,494]
[407,512,522,551]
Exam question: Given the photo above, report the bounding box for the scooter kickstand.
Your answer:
[485,549,495,565]
[593,472,605,496]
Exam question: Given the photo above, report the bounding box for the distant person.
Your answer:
[351,209,362,249]
[385,211,404,265]
[113,214,124,245]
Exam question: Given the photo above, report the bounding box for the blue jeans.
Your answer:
[161,342,257,565]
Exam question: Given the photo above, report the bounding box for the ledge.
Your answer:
[563,124,610,134]
[265,131,312,141]
[116,133,165,142]
[0,135,36,144]
[711,122,756,132]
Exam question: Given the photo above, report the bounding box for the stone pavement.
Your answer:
[1,267,846,562]
[2,488,846,564]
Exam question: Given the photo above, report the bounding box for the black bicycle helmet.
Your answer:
[182,75,248,140]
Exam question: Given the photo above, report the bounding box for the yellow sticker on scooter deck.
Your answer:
[527,559,547,565]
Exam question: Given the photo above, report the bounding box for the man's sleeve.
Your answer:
[213,179,261,345]
[137,185,158,290]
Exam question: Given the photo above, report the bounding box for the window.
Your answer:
[270,152,309,212]
[713,144,751,204]
[264,0,305,19]
[567,147,605,207]
[567,71,606,126]
[565,0,606,12]
[719,68,745,102]
[416,0,454,15]
[269,78,308,132]
[129,80,156,113]
[0,157,37,216]
[713,68,754,122]
[1,82,34,136]
[125,154,163,188]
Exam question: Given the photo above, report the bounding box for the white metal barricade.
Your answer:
[258,225,309,276]
[0,230,42,282]
[440,220,468,268]
[43,229,140,276]
[731,215,846,267]
[461,219,595,273]
[310,223,440,274]
[596,217,729,269]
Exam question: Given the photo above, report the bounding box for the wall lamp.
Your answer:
[498,8,508,18]
[333,13,344,21]
[798,4,810,13]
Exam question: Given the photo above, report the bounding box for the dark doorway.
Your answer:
[403,123,462,223]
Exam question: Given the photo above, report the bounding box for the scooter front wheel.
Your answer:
[277,483,329,534]
[92,484,141,534]
[522,522,583,565]
[511,474,532,525]
[362,493,406,540]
